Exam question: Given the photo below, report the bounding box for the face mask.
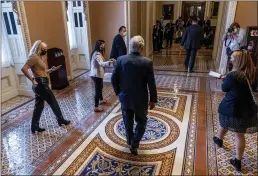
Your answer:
[40,50,47,56]
[123,32,127,37]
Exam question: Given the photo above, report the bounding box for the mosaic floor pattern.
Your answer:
[104,73,200,91]
[207,92,258,175]
[45,92,198,175]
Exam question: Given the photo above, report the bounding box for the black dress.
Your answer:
[218,71,258,134]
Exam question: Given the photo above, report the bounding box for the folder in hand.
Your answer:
[208,71,221,78]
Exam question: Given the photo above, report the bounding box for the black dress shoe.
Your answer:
[130,148,138,155]
[230,158,241,171]
[31,127,45,134]
[58,119,71,126]
[213,136,223,147]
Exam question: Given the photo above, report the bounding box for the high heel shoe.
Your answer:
[58,119,71,126]
[31,127,45,134]
[213,136,223,147]
[230,158,241,171]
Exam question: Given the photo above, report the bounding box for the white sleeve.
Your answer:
[95,53,110,67]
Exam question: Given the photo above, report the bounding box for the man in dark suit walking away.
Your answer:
[181,16,204,73]
[111,36,157,155]
[110,26,127,60]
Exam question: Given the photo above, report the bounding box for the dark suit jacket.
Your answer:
[181,24,204,50]
[218,71,253,118]
[110,34,127,60]
[111,52,157,111]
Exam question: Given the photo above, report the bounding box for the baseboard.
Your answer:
[18,89,34,97]
[1,89,19,103]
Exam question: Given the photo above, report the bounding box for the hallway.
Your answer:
[1,47,257,175]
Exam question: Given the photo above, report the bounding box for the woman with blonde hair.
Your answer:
[21,40,70,134]
[213,50,258,171]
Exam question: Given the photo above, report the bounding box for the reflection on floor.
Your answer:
[1,46,257,175]
[152,44,214,72]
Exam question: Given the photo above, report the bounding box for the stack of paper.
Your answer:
[209,71,221,78]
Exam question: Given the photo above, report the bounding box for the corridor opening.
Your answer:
[65,1,90,78]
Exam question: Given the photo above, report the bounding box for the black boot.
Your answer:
[31,126,45,134]
[213,136,223,147]
[58,119,71,126]
[230,158,241,171]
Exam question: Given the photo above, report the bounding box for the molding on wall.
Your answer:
[84,1,92,54]
[124,1,130,52]
[1,89,19,103]
[18,89,34,97]
[17,1,31,55]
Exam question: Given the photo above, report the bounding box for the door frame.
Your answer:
[181,1,206,23]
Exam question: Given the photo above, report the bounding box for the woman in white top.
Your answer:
[90,40,113,112]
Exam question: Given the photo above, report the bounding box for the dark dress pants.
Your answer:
[122,108,148,149]
[91,77,104,107]
[32,77,64,129]
[185,49,197,71]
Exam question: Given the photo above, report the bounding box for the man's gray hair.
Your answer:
[129,36,145,52]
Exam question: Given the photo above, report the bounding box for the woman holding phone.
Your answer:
[90,40,114,112]
[21,40,70,134]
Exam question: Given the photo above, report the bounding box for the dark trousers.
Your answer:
[160,34,163,48]
[122,108,147,149]
[32,77,64,129]
[153,37,160,51]
[185,49,197,71]
[166,38,172,47]
[91,77,103,107]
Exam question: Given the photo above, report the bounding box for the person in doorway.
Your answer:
[204,16,211,28]
[111,36,157,155]
[90,40,114,112]
[180,16,204,73]
[110,26,127,60]
[21,40,70,134]
[159,16,165,49]
[153,20,162,52]
[213,50,258,171]
[175,17,185,43]
[164,20,175,48]
[175,16,184,31]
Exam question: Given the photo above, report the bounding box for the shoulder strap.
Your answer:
[245,75,258,105]
[224,36,232,47]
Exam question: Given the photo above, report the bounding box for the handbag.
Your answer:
[245,75,258,118]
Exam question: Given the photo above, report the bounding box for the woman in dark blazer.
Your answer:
[213,50,258,171]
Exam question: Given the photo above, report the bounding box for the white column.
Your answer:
[177,1,182,18]
[218,1,237,74]
[124,1,130,52]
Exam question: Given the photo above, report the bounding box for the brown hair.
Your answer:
[230,22,240,29]
[231,50,256,83]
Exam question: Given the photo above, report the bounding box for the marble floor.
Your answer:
[1,46,257,175]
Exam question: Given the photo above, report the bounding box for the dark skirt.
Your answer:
[219,114,258,134]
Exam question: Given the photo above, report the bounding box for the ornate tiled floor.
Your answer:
[1,46,257,175]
